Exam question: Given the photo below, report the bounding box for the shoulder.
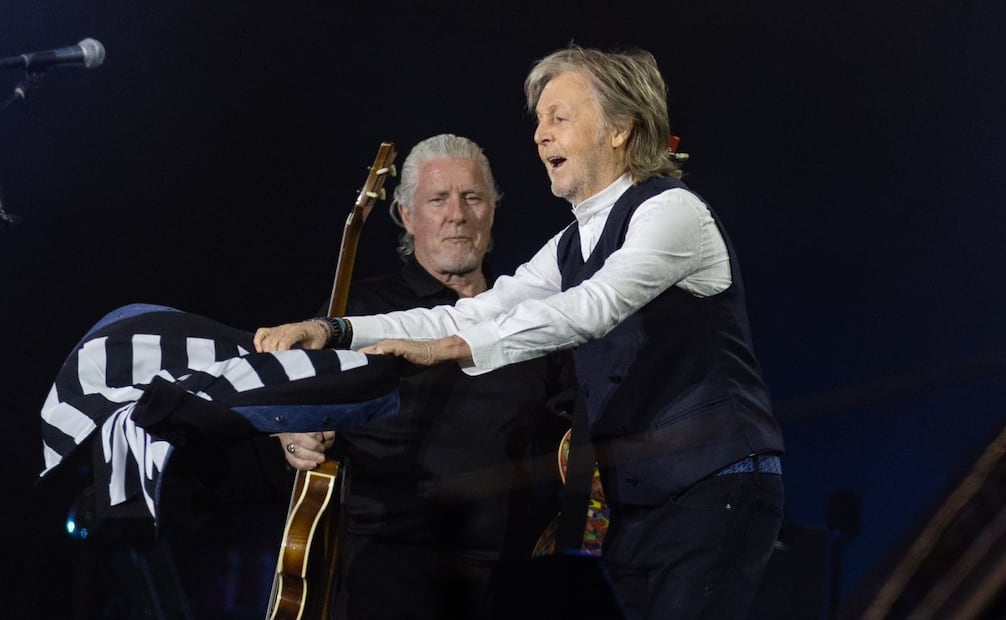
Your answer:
[346,270,412,314]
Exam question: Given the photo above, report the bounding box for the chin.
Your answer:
[438,255,480,275]
[549,179,572,200]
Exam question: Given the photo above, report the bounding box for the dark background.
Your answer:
[2,1,1004,618]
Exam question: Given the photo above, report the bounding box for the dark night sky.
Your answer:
[2,1,1005,617]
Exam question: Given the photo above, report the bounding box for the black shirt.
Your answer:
[337,256,573,559]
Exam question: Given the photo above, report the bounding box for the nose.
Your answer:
[533,122,549,146]
[446,195,467,222]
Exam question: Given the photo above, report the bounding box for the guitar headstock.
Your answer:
[353,142,398,221]
[328,142,398,317]
[666,134,689,162]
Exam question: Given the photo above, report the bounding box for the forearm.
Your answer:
[360,335,472,367]
[347,304,485,349]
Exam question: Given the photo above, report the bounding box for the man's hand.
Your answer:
[274,431,336,471]
[254,320,329,352]
[360,335,472,367]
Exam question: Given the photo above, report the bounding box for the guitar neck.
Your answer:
[327,209,367,317]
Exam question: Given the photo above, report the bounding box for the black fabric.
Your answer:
[330,257,574,619]
[491,554,627,619]
[554,386,595,552]
[132,376,261,447]
[336,258,571,555]
[556,177,784,506]
[554,178,785,619]
[602,471,784,620]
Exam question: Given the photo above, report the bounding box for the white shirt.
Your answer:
[349,174,731,373]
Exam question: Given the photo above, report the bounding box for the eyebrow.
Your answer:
[536,102,559,118]
[426,188,486,198]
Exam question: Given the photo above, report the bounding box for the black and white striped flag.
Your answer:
[39,303,399,522]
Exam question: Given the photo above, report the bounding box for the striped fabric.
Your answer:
[39,303,399,522]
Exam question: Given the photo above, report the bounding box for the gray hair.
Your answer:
[524,44,682,182]
[390,133,500,259]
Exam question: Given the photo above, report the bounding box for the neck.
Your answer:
[438,270,487,298]
[572,171,630,210]
[413,253,489,298]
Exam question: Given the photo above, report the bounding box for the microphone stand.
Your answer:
[1,71,45,112]
[0,70,44,113]
[0,187,19,227]
[0,71,42,226]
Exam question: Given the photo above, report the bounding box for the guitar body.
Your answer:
[267,460,340,620]
[265,143,397,620]
[531,428,610,557]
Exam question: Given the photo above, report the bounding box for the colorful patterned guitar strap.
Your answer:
[555,384,598,552]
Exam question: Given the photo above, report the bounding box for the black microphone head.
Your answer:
[78,38,105,69]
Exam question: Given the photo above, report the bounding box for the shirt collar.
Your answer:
[401,255,495,301]
[572,174,633,224]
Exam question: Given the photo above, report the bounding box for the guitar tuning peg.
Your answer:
[666,134,689,163]
[388,164,398,177]
[365,188,387,200]
[375,165,394,177]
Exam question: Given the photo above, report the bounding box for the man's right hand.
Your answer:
[254,320,329,352]
[275,431,336,471]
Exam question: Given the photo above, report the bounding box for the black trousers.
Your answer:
[603,470,785,620]
[333,533,497,620]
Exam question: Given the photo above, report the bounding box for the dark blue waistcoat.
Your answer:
[557,177,784,506]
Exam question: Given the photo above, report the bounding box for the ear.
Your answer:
[610,124,631,149]
[398,203,415,235]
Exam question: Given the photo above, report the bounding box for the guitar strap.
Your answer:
[555,384,597,551]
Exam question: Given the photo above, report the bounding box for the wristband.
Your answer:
[315,316,353,349]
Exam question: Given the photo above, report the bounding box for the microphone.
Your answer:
[0,38,105,71]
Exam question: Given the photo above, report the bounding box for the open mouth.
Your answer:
[546,156,566,169]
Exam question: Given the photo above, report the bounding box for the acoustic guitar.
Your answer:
[265,142,397,620]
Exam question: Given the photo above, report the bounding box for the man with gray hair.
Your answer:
[272,133,572,619]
